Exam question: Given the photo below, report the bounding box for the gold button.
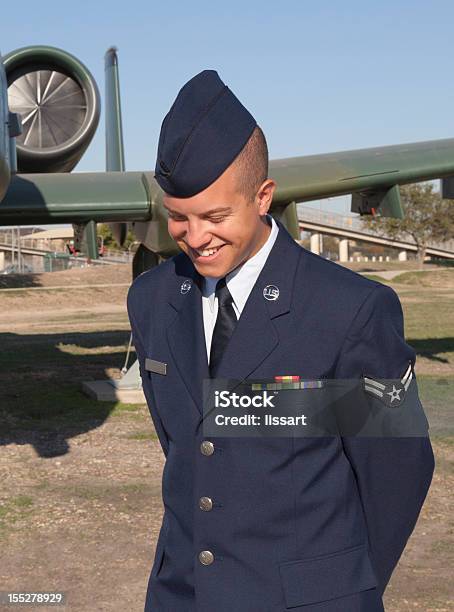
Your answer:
[199,550,214,565]
[200,440,214,456]
[199,496,213,511]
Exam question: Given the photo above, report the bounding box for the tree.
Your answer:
[361,182,454,268]
[431,194,454,243]
[97,223,136,251]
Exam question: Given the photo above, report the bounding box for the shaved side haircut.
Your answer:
[232,125,269,202]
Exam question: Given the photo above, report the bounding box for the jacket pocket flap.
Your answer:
[279,543,377,608]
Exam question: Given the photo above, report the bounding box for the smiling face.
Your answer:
[163,161,276,278]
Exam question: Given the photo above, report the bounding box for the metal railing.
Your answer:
[0,232,134,261]
[297,204,454,253]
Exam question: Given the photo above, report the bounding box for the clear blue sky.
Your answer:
[3,0,454,214]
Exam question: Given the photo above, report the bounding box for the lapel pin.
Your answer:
[263,285,279,301]
[180,279,192,294]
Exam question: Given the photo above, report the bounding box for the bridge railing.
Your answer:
[297,204,454,252]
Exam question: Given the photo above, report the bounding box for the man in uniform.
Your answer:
[127,70,434,611]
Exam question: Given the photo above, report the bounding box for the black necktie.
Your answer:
[209,277,237,377]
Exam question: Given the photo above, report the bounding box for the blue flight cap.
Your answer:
[154,70,257,197]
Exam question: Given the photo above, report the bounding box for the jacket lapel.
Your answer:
[166,257,209,416]
[215,220,301,381]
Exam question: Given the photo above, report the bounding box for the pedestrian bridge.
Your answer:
[298,205,454,261]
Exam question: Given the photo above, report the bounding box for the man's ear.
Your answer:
[257,179,276,215]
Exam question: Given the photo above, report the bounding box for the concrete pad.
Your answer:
[82,380,146,404]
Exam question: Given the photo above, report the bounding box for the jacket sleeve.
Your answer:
[334,283,434,594]
[127,284,170,457]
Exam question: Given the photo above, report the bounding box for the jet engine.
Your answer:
[3,45,100,173]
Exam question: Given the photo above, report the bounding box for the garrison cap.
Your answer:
[154,70,257,197]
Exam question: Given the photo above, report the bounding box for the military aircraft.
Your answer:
[2,43,454,275]
[2,43,454,395]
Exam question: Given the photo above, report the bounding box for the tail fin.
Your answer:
[105,46,125,172]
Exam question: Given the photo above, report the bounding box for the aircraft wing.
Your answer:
[2,136,454,219]
[271,138,454,217]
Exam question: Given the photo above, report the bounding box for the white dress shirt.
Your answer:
[202,214,279,362]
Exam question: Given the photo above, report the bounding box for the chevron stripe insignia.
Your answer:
[363,362,413,408]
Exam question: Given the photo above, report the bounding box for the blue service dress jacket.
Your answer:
[127,218,434,612]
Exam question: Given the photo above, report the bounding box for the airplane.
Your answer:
[1,44,454,394]
[2,44,454,271]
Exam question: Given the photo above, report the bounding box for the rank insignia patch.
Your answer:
[363,362,413,408]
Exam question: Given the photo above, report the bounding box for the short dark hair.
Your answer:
[232,125,268,202]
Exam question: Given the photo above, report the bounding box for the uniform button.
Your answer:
[200,440,214,456]
[199,496,213,511]
[199,550,214,565]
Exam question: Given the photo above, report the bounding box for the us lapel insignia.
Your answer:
[363,362,413,408]
[263,284,279,301]
[180,279,192,294]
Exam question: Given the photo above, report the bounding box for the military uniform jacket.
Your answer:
[127,219,434,612]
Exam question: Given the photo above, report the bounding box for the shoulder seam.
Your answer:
[335,283,384,362]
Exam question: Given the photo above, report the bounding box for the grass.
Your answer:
[126,431,158,441]
[392,269,454,286]
[0,495,34,535]
[32,481,163,515]
[417,376,454,437]
[111,402,144,415]
[0,383,144,433]
[362,274,392,283]
[0,329,142,433]
[404,300,454,337]
[431,533,454,554]
[396,282,454,369]
[54,482,154,502]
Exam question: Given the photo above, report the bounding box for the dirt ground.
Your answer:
[0,263,452,611]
